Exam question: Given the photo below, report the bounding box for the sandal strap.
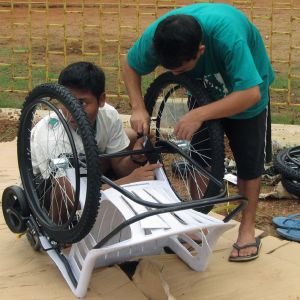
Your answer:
[283,214,300,224]
[232,241,258,251]
[282,214,300,224]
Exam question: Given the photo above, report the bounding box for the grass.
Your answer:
[142,73,156,94]
[0,64,58,108]
[271,106,300,125]
[1,60,300,125]
[0,93,25,108]
[270,73,300,124]
[271,74,288,90]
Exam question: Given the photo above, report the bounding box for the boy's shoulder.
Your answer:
[98,103,120,118]
[100,102,117,111]
[97,102,122,124]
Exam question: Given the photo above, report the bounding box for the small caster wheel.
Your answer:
[26,229,42,251]
[2,186,29,233]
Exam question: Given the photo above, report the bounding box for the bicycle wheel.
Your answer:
[2,185,29,233]
[274,149,300,180]
[18,83,101,244]
[144,72,225,213]
[287,146,300,167]
[281,177,300,197]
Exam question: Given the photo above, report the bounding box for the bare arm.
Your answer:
[102,162,162,190]
[197,86,260,120]
[122,55,150,135]
[110,155,140,178]
[103,136,162,189]
[109,137,148,178]
[174,86,261,140]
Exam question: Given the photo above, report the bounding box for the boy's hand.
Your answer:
[130,137,147,165]
[127,162,162,182]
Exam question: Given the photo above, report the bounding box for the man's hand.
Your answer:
[174,108,203,140]
[122,56,150,136]
[130,108,150,137]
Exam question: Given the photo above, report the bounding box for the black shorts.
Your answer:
[222,102,272,180]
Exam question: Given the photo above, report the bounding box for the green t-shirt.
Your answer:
[127,3,275,119]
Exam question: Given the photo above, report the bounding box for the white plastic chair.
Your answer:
[39,167,236,298]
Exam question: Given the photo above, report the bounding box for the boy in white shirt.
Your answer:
[31,61,160,222]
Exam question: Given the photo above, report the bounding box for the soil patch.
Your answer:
[0,118,19,142]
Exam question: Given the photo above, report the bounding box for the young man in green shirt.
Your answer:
[122,3,274,262]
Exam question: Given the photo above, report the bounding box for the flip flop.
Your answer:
[228,237,261,262]
[276,228,300,242]
[272,214,300,230]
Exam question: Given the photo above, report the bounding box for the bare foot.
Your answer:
[229,226,260,261]
[229,237,261,262]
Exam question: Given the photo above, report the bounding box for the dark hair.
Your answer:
[58,61,105,100]
[153,14,202,69]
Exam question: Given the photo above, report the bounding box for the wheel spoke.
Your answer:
[17,83,101,243]
[144,73,225,213]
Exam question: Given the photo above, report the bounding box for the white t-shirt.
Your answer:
[31,103,129,178]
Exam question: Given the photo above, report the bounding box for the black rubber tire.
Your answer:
[281,176,300,197]
[26,229,42,251]
[287,146,300,167]
[274,148,300,180]
[144,72,224,213]
[18,83,101,243]
[2,185,29,233]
